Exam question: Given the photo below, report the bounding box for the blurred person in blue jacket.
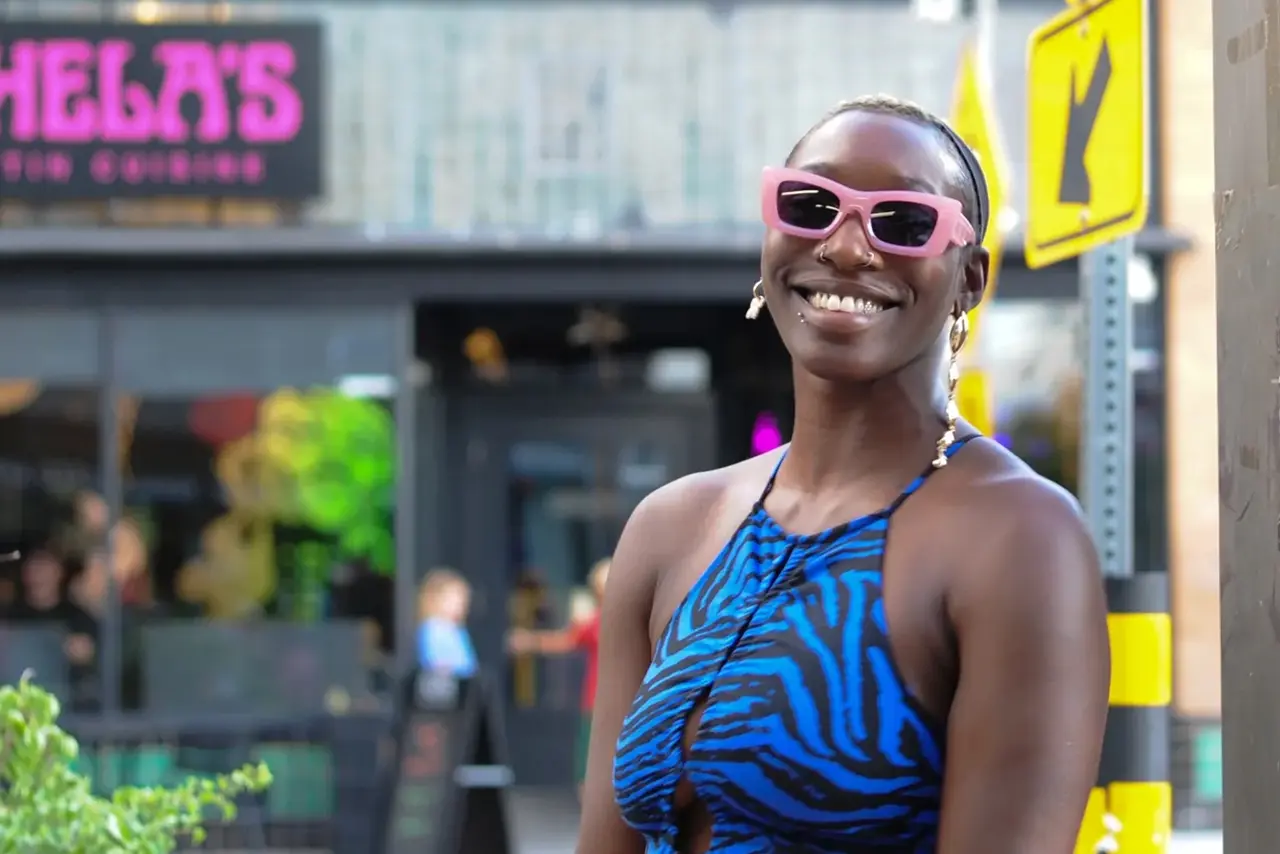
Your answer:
[416,567,476,678]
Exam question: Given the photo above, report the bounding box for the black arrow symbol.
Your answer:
[1058,38,1112,205]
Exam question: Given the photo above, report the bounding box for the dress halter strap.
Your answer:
[758,448,789,503]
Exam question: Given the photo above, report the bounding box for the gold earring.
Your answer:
[933,306,969,469]
[745,280,766,320]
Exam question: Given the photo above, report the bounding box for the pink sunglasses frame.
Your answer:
[760,166,976,258]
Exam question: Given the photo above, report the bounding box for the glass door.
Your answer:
[455,396,702,787]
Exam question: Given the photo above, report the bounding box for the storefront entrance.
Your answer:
[450,391,713,787]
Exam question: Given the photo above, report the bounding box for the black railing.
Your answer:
[61,707,395,854]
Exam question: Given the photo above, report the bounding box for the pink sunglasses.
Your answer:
[761,166,975,258]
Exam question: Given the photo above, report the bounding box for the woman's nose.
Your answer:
[820,213,875,267]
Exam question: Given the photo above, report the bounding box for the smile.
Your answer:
[790,287,897,331]
[803,292,888,315]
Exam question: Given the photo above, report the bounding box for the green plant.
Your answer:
[0,671,273,854]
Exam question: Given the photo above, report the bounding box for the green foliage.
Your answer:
[0,672,273,854]
[288,389,396,576]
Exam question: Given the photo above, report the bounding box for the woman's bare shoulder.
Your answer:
[944,437,1084,527]
[627,449,784,549]
[609,449,786,598]
[938,437,1100,611]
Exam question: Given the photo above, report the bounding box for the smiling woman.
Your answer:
[578,94,1110,854]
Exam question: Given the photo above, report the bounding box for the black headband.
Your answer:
[933,121,990,243]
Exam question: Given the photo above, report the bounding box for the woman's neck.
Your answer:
[783,356,946,492]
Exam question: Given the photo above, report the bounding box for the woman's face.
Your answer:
[76,491,109,532]
[760,109,986,384]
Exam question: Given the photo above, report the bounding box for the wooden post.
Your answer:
[1213,0,1280,849]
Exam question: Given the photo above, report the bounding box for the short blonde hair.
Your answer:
[588,557,611,593]
[418,566,470,621]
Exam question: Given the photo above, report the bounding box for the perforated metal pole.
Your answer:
[1079,238,1134,579]
[1080,237,1172,854]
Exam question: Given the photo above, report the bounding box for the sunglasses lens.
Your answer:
[776,180,841,231]
[869,200,939,248]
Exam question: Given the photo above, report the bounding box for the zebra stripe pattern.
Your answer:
[614,438,972,853]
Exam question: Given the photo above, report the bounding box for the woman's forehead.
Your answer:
[791,110,965,197]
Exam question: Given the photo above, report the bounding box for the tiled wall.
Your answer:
[4,0,1058,234]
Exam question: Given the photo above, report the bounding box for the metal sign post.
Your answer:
[1079,238,1134,580]
[1024,2,1168,852]
[1026,0,1148,568]
[1027,0,1148,572]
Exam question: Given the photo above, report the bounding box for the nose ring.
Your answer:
[817,244,874,266]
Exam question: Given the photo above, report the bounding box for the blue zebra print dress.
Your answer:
[613,438,974,853]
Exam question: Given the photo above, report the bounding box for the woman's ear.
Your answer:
[959,245,990,314]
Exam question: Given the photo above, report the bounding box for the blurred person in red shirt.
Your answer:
[508,557,610,799]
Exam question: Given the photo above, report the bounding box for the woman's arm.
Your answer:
[510,627,580,655]
[937,480,1110,854]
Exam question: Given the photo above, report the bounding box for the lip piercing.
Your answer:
[797,312,806,324]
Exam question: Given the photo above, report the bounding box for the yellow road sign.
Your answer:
[950,42,1008,437]
[1025,0,1148,269]
[950,42,1010,330]
[956,368,994,437]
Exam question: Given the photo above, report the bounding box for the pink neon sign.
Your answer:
[751,411,784,457]
[0,22,322,199]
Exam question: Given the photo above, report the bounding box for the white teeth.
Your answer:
[805,292,886,314]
